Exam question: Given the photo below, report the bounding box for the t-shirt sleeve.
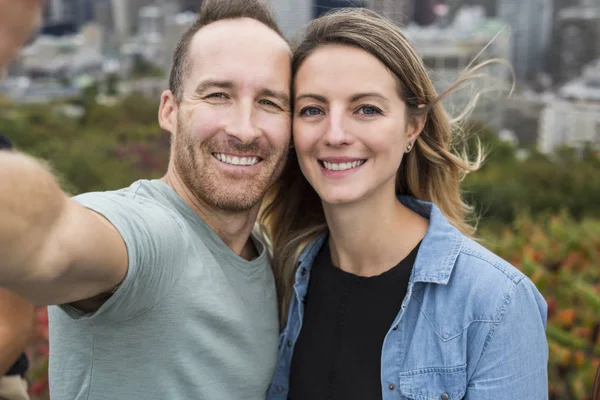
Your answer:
[56,189,189,324]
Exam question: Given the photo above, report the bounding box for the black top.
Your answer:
[288,241,419,400]
[0,134,13,149]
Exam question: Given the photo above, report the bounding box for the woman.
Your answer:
[261,8,548,400]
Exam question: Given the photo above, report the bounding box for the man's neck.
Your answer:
[162,171,260,260]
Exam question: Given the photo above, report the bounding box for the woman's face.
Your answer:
[293,44,421,207]
[0,0,43,70]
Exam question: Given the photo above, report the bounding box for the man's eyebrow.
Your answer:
[260,88,291,108]
[295,93,327,103]
[194,80,235,94]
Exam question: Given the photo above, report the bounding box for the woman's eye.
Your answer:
[358,105,382,115]
[299,106,323,116]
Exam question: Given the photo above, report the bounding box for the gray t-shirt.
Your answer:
[48,179,279,400]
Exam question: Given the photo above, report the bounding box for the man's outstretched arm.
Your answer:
[0,151,128,305]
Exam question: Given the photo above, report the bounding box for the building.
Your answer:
[502,92,548,148]
[45,0,67,22]
[94,0,115,35]
[403,6,512,128]
[465,0,498,17]
[18,33,105,80]
[267,0,312,39]
[0,78,82,103]
[413,0,436,25]
[112,0,155,40]
[270,0,412,48]
[163,11,197,70]
[365,0,412,26]
[538,59,600,153]
[179,0,203,13]
[139,5,164,36]
[313,0,368,18]
[496,0,553,83]
[45,0,95,27]
[555,6,600,84]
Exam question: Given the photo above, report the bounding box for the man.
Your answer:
[0,2,44,399]
[0,0,292,399]
[0,136,34,400]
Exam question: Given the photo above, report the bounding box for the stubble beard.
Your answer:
[172,117,288,213]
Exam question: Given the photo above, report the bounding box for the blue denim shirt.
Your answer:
[268,197,549,400]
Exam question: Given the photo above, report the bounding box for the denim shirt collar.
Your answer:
[295,196,463,285]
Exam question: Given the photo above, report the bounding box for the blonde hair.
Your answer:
[259,8,503,325]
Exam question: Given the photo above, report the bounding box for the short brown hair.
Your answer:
[169,0,286,101]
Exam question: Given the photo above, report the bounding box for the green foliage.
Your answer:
[130,57,165,79]
[0,94,169,195]
[463,122,600,224]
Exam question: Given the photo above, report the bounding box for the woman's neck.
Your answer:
[323,187,428,277]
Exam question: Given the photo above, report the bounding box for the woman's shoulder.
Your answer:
[445,236,545,320]
[455,236,527,286]
[414,235,546,342]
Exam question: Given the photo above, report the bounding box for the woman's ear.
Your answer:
[407,113,427,143]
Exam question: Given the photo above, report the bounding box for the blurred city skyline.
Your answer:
[2,0,600,154]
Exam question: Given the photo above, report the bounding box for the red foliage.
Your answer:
[26,307,49,399]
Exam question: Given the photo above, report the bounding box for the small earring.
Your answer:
[406,142,413,153]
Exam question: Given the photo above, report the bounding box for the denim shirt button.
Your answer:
[287,340,293,348]
[392,325,398,331]
[301,268,307,276]
[388,384,395,391]
[441,393,449,400]
[301,296,306,303]
[276,386,285,393]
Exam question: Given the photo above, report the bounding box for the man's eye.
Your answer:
[259,99,280,109]
[206,93,228,99]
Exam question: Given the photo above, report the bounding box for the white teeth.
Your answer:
[213,153,259,166]
[322,160,365,171]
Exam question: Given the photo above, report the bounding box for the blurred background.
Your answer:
[0,0,599,399]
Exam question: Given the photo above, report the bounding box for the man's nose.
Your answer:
[226,102,261,144]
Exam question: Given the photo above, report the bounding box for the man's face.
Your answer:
[0,0,43,70]
[165,18,291,213]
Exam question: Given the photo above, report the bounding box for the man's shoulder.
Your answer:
[72,180,189,245]
[73,180,180,216]
[73,179,160,203]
